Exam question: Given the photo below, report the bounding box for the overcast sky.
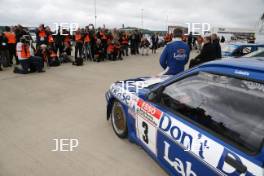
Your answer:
[0,0,263,30]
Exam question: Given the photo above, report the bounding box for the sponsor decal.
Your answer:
[136,99,162,127]
[159,114,262,175]
[234,70,250,76]
[110,84,139,118]
[159,115,209,158]
[137,99,162,120]
[110,84,136,107]
[135,99,163,155]
[164,141,197,176]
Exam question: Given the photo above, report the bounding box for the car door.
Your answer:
[154,72,264,176]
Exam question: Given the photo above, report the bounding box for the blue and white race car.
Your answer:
[105,58,264,176]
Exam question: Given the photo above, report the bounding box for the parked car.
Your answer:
[105,58,264,176]
[244,48,264,57]
[222,43,264,57]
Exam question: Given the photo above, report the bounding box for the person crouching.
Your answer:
[94,39,104,62]
[141,38,150,56]
[48,47,60,67]
[14,37,45,74]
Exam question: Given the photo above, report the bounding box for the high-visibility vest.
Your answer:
[48,35,54,43]
[4,32,16,44]
[107,44,114,53]
[16,43,30,60]
[39,30,47,41]
[75,33,82,42]
[84,35,90,43]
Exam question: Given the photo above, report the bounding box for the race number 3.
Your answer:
[142,121,149,144]
[137,117,158,155]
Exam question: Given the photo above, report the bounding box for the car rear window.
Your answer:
[161,72,264,153]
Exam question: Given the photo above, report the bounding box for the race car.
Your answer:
[105,58,264,176]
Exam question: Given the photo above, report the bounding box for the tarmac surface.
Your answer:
[0,48,196,176]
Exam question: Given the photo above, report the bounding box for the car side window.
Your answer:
[160,72,264,153]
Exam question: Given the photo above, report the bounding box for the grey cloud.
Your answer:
[0,0,263,30]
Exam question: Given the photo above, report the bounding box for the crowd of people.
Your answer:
[0,24,224,75]
[0,24,160,73]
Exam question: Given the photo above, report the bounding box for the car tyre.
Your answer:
[111,101,128,138]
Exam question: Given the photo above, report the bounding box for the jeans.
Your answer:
[122,45,128,56]
[84,43,92,60]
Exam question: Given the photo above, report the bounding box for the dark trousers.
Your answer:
[152,43,157,53]
[8,43,18,64]
[122,45,128,56]
[19,59,31,74]
[90,43,95,59]
[75,42,83,59]
[17,56,43,74]
[0,50,9,67]
[55,44,64,56]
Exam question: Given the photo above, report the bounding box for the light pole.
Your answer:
[166,15,168,32]
[141,8,144,29]
[94,0,97,28]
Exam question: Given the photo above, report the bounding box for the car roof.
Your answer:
[199,57,264,72]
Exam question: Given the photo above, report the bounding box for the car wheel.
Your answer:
[111,101,128,138]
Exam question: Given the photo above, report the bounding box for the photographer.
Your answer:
[74,28,84,60]
[4,26,16,66]
[36,24,48,47]
[0,32,10,70]
[14,37,45,74]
